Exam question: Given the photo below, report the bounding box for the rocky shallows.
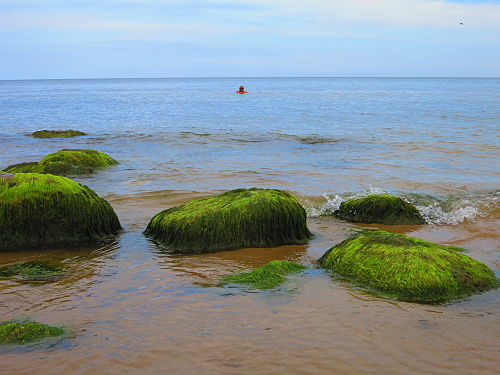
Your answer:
[31,129,87,138]
[0,321,65,345]
[319,230,498,303]
[0,261,64,281]
[3,149,119,175]
[333,194,425,225]
[0,173,121,251]
[145,188,311,253]
[221,260,307,289]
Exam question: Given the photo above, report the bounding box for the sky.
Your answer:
[0,0,499,79]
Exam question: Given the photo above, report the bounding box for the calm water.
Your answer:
[0,78,499,374]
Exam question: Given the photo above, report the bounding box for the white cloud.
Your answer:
[0,0,498,39]
[218,0,500,31]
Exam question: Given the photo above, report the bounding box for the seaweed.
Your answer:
[0,321,65,345]
[221,260,307,289]
[333,194,425,225]
[145,188,311,253]
[3,149,118,175]
[2,162,39,173]
[319,230,498,303]
[0,261,64,281]
[0,173,122,251]
[32,129,87,138]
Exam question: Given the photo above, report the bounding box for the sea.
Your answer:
[0,78,499,374]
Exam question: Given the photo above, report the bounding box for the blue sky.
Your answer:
[0,0,499,79]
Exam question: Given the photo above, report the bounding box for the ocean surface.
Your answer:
[0,78,499,374]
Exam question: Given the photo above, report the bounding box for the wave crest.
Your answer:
[308,187,498,226]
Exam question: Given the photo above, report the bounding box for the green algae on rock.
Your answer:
[2,162,39,173]
[0,321,65,345]
[0,173,122,251]
[0,261,64,281]
[145,188,311,253]
[319,230,498,303]
[221,260,307,289]
[32,129,87,138]
[3,149,119,175]
[333,194,425,225]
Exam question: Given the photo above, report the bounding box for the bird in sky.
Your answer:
[459,22,464,26]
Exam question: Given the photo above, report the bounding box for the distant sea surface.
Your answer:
[0,78,499,375]
[1,78,499,195]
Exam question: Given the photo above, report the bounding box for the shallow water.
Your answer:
[0,78,499,374]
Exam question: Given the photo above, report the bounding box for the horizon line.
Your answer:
[1,76,500,82]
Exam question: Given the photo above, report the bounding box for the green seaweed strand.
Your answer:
[221,260,307,289]
[0,321,65,345]
[0,261,64,281]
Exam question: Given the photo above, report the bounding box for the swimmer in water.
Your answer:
[236,86,248,94]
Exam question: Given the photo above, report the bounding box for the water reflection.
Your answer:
[152,244,310,287]
[0,240,120,316]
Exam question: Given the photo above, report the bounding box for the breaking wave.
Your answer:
[308,186,499,225]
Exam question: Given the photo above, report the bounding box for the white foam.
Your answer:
[414,193,498,225]
[307,188,498,225]
[416,203,479,225]
[308,186,388,217]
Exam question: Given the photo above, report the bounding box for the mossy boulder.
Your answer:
[4,149,118,175]
[319,230,498,303]
[145,188,311,253]
[0,261,64,281]
[333,194,425,225]
[32,129,87,138]
[221,260,307,289]
[3,162,39,173]
[0,321,65,345]
[0,173,121,251]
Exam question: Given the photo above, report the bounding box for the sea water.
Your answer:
[0,78,499,375]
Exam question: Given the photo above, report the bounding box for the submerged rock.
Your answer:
[0,321,65,345]
[0,173,121,251]
[32,129,87,138]
[3,149,118,175]
[319,230,498,303]
[145,188,311,253]
[333,194,425,225]
[0,261,64,281]
[221,260,307,289]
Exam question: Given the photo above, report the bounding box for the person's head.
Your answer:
[239,86,244,91]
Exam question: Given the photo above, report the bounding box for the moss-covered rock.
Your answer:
[0,173,121,251]
[0,321,65,345]
[3,149,118,175]
[333,194,425,225]
[3,162,39,173]
[0,261,64,281]
[32,129,87,138]
[145,188,311,253]
[319,230,498,303]
[221,260,307,289]
[4,162,37,174]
